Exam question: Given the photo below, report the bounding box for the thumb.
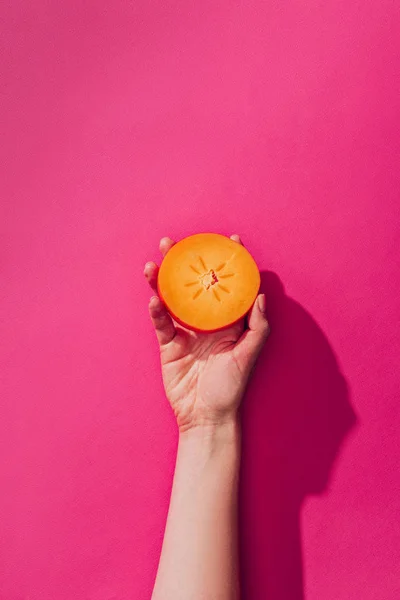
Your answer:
[234,294,270,374]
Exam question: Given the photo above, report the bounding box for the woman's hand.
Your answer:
[147,235,266,599]
[144,235,270,432]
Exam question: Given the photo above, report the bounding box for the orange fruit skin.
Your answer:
[157,233,261,333]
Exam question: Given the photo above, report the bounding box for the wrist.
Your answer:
[179,417,241,448]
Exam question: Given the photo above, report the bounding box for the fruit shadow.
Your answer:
[239,271,357,600]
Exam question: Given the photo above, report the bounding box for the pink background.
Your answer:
[1,1,400,599]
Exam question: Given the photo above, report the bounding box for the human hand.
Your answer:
[144,235,270,432]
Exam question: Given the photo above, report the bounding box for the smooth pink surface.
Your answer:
[1,2,400,599]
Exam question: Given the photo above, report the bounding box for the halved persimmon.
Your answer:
[157,233,261,332]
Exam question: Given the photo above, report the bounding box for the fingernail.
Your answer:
[144,262,152,273]
[258,294,266,313]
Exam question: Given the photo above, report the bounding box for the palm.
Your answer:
[160,321,247,430]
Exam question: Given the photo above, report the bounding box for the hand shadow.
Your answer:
[240,271,357,600]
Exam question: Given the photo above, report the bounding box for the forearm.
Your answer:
[152,419,241,600]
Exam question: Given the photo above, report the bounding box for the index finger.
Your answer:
[159,237,176,257]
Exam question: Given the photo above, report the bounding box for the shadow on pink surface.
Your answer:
[240,271,357,600]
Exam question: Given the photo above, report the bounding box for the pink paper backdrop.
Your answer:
[1,2,400,599]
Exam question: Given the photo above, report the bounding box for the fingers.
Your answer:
[144,261,159,292]
[230,234,269,365]
[145,238,177,346]
[234,294,270,372]
[149,296,176,346]
[160,237,175,257]
[230,234,243,245]
[247,294,269,337]
[144,237,176,292]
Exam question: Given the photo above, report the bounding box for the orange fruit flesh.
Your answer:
[158,233,261,332]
